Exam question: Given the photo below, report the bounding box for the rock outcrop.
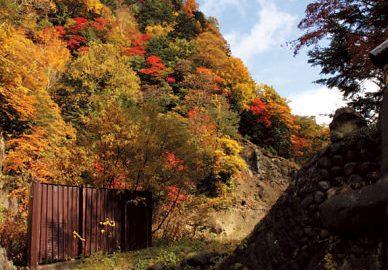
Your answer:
[204,140,298,241]
[329,107,367,142]
[220,108,383,270]
[152,139,298,246]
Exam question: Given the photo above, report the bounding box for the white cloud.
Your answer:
[226,0,296,64]
[362,79,380,93]
[288,87,347,125]
[199,0,246,17]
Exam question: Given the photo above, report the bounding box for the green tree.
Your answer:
[146,36,196,67]
[55,43,141,126]
[134,0,176,31]
[171,11,200,39]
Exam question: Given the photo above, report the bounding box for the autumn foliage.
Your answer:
[54,16,110,51]
[240,85,327,158]
[124,33,150,56]
[0,0,329,264]
[249,98,272,128]
[164,152,186,172]
[140,55,166,76]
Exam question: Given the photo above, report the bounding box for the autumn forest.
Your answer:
[0,0,386,268]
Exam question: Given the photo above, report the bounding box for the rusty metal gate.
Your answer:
[27,181,152,269]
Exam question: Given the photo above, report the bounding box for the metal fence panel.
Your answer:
[27,181,152,269]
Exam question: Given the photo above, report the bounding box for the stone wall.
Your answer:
[220,110,384,270]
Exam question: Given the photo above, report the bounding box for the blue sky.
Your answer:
[197,0,348,124]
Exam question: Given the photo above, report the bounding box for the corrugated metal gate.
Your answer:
[27,181,152,269]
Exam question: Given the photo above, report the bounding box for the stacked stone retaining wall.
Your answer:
[221,128,383,270]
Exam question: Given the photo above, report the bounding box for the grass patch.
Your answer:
[75,239,237,270]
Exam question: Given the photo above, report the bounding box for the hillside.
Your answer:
[0,0,326,267]
[153,140,298,243]
[205,140,297,241]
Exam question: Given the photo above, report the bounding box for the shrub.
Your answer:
[0,211,27,266]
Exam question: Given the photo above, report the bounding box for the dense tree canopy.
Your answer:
[0,0,329,204]
[0,0,329,264]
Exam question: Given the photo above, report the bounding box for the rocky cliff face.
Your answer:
[220,109,383,270]
[147,141,299,270]
[152,139,298,245]
[204,140,298,241]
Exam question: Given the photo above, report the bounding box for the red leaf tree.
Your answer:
[249,98,272,128]
[139,55,166,76]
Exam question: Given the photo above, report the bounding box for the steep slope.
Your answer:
[205,140,298,240]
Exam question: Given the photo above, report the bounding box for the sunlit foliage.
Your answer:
[0,0,329,264]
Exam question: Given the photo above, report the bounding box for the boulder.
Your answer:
[345,150,358,162]
[330,166,343,177]
[314,191,326,204]
[329,107,367,142]
[320,175,388,233]
[344,163,357,176]
[349,174,363,185]
[318,181,330,191]
[185,252,208,267]
[301,194,314,208]
[184,252,221,268]
[332,155,344,166]
[318,157,331,169]
[332,177,345,187]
